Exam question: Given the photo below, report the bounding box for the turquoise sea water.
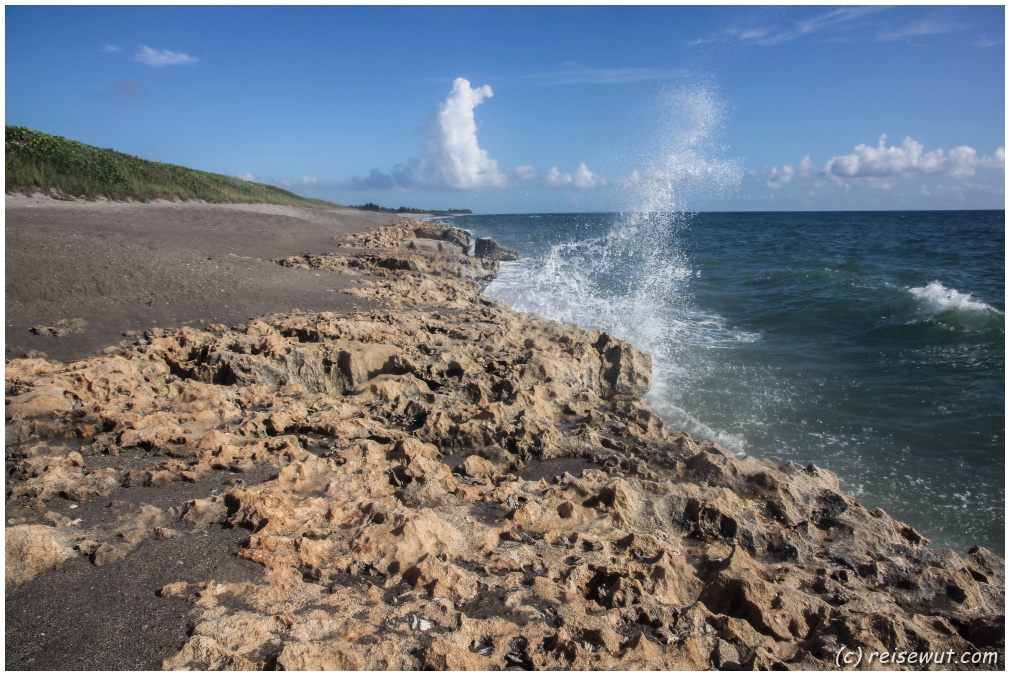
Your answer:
[440,210,1005,556]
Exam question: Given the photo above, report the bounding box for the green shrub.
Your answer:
[5,126,344,209]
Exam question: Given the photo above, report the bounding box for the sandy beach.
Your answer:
[5,197,411,363]
[5,198,1004,670]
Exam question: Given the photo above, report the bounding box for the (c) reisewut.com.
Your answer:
[835,646,1001,668]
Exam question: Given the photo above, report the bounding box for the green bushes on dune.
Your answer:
[5,125,343,209]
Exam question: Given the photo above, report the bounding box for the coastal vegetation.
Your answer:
[4,125,343,209]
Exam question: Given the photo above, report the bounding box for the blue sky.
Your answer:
[5,4,1005,213]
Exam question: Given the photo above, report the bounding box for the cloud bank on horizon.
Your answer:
[545,163,606,190]
[825,135,1004,179]
[353,78,603,194]
[756,135,1005,193]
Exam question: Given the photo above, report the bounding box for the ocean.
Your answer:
[439,210,1005,556]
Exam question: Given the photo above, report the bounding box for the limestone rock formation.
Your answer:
[5,524,74,584]
[5,219,1003,670]
[474,237,520,262]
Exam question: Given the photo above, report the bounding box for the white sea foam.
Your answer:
[908,281,1001,315]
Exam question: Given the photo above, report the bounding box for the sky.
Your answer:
[5,4,1005,213]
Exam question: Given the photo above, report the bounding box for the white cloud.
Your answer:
[544,167,566,187]
[573,163,606,188]
[874,10,973,42]
[701,7,973,48]
[545,163,606,189]
[301,175,318,185]
[426,78,506,189]
[354,78,507,191]
[134,44,198,67]
[760,156,818,189]
[236,172,255,182]
[788,6,885,43]
[972,35,1004,48]
[765,164,795,188]
[825,135,1004,180]
[514,165,538,181]
[707,7,885,47]
[99,43,122,54]
[981,146,1005,168]
[743,139,1004,210]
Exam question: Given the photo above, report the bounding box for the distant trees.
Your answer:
[353,202,472,216]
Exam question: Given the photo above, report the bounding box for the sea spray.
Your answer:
[622,81,742,214]
[486,83,749,451]
[602,82,746,447]
[489,218,751,455]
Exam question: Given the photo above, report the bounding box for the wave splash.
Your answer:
[491,220,755,454]
[603,83,745,448]
[491,82,747,451]
[908,281,1002,316]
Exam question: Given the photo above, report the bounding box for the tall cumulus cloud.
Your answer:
[355,78,508,191]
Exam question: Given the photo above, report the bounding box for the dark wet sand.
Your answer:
[6,521,261,670]
[5,197,410,363]
[4,197,406,670]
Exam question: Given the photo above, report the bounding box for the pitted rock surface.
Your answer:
[5,220,1003,670]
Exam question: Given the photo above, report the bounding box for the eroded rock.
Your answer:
[5,524,74,584]
[474,237,520,261]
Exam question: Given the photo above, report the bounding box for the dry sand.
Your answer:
[5,197,411,363]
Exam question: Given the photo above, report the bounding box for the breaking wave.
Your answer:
[909,281,1002,316]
